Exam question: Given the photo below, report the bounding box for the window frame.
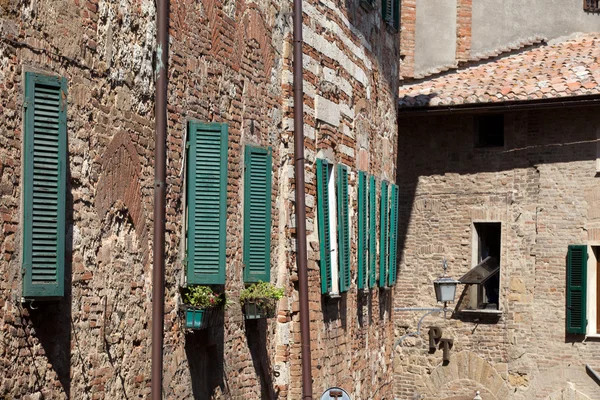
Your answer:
[584,0,600,12]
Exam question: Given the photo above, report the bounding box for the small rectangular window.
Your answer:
[474,114,504,148]
[584,0,600,11]
[461,222,501,310]
[22,72,67,299]
[382,0,399,30]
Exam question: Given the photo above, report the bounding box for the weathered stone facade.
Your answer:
[395,107,600,399]
[0,0,399,398]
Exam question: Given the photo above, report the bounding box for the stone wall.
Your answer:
[395,107,600,400]
[0,0,399,398]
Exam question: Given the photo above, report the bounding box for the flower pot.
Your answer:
[243,298,276,320]
[183,306,220,330]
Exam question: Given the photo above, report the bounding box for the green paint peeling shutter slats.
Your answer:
[317,159,332,294]
[379,181,389,287]
[357,171,367,290]
[337,165,350,292]
[243,146,272,283]
[566,245,587,334]
[388,184,399,286]
[369,175,376,288]
[22,73,67,298]
[187,122,228,285]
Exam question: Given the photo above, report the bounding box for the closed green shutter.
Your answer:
[337,165,350,292]
[187,122,228,285]
[357,171,368,290]
[388,184,399,286]
[22,73,67,298]
[243,146,272,283]
[566,245,587,334]
[317,159,332,294]
[393,0,399,30]
[369,175,376,288]
[379,181,389,287]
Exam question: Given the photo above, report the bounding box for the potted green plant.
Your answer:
[181,286,226,330]
[240,281,284,319]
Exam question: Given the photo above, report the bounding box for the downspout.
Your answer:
[292,0,313,397]
[152,0,169,398]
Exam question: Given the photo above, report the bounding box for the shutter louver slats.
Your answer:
[369,175,376,288]
[358,171,367,290]
[338,165,350,292]
[379,181,389,287]
[317,159,333,294]
[22,73,67,298]
[187,122,228,285]
[388,184,399,286]
[243,146,273,283]
[566,245,587,334]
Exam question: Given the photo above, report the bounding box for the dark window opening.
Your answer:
[460,223,501,310]
[475,114,504,148]
[585,0,600,12]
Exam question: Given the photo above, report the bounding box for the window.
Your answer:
[187,121,228,285]
[460,222,501,310]
[474,114,504,148]
[379,181,389,287]
[585,0,600,12]
[22,72,67,299]
[382,0,399,30]
[566,244,600,335]
[243,146,272,283]
[317,159,339,295]
[357,171,374,290]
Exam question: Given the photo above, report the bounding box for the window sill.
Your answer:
[585,333,600,339]
[460,309,502,315]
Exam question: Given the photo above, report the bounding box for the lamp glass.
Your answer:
[433,277,458,303]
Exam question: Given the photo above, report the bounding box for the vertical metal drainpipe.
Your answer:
[292,0,313,397]
[152,0,169,398]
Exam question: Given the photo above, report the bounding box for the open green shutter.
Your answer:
[337,165,350,292]
[357,171,367,290]
[388,184,399,286]
[187,122,228,285]
[317,159,332,294]
[566,245,587,334]
[369,175,376,288]
[22,73,67,298]
[393,0,399,30]
[379,181,389,287]
[243,146,272,283]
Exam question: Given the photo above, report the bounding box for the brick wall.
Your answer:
[395,107,600,399]
[0,0,399,397]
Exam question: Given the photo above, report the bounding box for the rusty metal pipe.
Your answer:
[152,0,169,398]
[292,0,313,396]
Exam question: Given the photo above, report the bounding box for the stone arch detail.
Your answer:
[521,365,600,400]
[545,383,591,400]
[421,351,511,399]
[96,131,149,267]
[236,7,273,76]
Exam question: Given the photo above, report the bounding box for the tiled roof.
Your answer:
[398,34,600,109]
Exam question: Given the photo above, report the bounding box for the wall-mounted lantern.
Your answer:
[433,259,460,307]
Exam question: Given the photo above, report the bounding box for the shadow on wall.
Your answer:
[321,294,348,330]
[245,318,278,400]
[185,312,226,399]
[27,157,74,397]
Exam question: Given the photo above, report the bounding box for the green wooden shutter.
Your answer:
[382,0,392,22]
[337,165,350,292]
[566,245,587,334]
[388,184,399,286]
[22,73,67,298]
[369,175,376,288]
[379,181,389,287]
[243,146,272,283]
[317,159,332,294]
[393,0,399,30]
[187,122,228,285]
[357,171,368,290]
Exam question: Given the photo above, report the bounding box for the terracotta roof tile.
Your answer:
[399,34,600,108]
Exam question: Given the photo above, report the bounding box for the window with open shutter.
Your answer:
[357,171,368,290]
[369,175,376,288]
[187,122,228,285]
[317,159,333,294]
[243,146,272,283]
[567,245,587,334]
[382,0,399,29]
[379,181,389,287]
[22,72,67,298]
[388,184,399,286]
[337,164,350,292]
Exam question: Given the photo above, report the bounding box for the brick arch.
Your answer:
[422,351,511,399]
[95,131,149,268]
